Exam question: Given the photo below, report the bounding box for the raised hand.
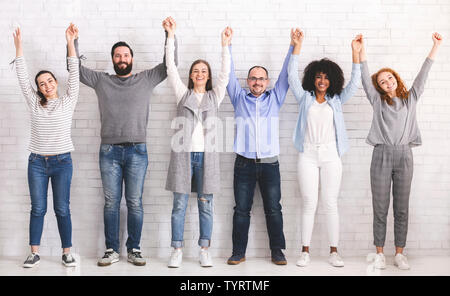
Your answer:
[352,34,363,53]
[432,32,443,46]
[222,26,233,47]
[13,27,23,57]
[66,23,77,44]
[163,16,176,37]
[428,32,442,60]
[290,28,304,46]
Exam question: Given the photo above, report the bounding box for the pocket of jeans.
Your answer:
[57,153,72,164]
[28,154,37,163]
[134,143,147,155]
[269,160,280,166]
[100,144,113,155]
[234,157,247,169]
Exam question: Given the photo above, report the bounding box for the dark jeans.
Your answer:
[99,143,148,253]
[27,153,73,248]
[232,154,286,255]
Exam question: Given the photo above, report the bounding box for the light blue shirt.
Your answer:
[288,54,361,157]
[226,45,294,159]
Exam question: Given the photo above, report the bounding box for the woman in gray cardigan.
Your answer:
[163,17,231,268]
[359,33,442,270]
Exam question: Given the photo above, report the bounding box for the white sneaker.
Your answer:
[168,248,182,268]
[367,253,386,269]
[329,252,344,267]
[199,248,213,267]
[296,252,310,267]
[97,249,120,267]
[394,253,410,270]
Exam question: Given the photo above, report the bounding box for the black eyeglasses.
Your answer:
[247,77,268,82]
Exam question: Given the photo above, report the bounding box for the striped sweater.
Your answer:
[15,56,79,155]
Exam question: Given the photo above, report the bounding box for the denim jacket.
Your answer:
[288,55,361,157]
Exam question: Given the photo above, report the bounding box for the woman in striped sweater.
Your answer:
[13,24,79,268]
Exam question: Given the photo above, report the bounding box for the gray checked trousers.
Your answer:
[370,144,414,248]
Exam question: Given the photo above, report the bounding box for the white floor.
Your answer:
[1,255,449,276]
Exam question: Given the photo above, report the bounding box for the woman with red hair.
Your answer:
[359,32,442,270]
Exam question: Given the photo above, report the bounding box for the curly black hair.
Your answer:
[302,58,344,97]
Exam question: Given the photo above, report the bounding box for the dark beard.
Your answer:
[114,62,133,76]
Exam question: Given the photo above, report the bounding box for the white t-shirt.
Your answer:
[304,100,336,145]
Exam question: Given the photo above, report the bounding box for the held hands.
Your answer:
[66,23,78,44]
[290,28,304,47]
[222,26,233,47]
[163,17,176,38]
[351,34,363,53]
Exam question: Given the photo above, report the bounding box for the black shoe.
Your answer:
[271,249,287,265]
[62,253,77,267]
[23,253,40,268]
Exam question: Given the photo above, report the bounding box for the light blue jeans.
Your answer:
[99,143,148,253]
[171,152,213,248]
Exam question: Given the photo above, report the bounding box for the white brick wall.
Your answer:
[0,0,449,259]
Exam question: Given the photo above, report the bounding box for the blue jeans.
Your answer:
[232,154,285,255]
[27,153,73,248]
[99,143,148,253]
[171,152,213,248]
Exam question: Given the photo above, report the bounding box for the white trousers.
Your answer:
[297,143,342,247]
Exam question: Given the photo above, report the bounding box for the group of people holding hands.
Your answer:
[11,16,442,271]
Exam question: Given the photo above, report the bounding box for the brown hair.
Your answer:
[188,60,212,91]
[371,68,408,105]
[35,70,57,107]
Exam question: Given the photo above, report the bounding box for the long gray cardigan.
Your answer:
[165,89,221,195]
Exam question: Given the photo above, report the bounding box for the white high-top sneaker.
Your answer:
[168,248,183,268]
[199,248,213,267]
[394,253,410,270]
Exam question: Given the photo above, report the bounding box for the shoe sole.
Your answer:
[227,258,246,265]
[23,261,40,268]
[63,262,77,267]
[97,258,119,267]
[128,259,146,266]
[272,259,287,265]
[394,263,410,270]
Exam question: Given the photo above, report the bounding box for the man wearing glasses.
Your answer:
[226,32,294,265]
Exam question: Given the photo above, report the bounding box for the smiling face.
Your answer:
[190,62,210,89]
[36,73,58,99]
[376,71,398,97]
[314,72,330,94]
[247,67,269,97]
[112,46,133,76]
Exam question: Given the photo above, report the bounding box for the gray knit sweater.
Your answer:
[361,58,433,147]
[73,35,178,144]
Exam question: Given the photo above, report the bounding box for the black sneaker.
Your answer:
[227,253,246,265]
[271,249,287,265]
[23,253,40,268]
[62,253,77,267]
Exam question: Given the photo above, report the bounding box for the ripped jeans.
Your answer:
[171,152,213,248]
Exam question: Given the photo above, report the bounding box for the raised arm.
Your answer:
[272,31,294,106]
[287,28,306,104]
[359,35,378,105]
[226,42,244,107]
[65,23,80,106]
[13,28,37,109]
[213,27,232,107]
[68,25,103,89]
[339,34,362,104]
[410,32,442,100]
[163,16,187,104]
[145,18,179,87]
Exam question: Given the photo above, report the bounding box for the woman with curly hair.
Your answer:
[360,32,443,270]
[288,29,362,267]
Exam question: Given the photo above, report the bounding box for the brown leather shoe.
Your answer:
[227,254,246,265]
